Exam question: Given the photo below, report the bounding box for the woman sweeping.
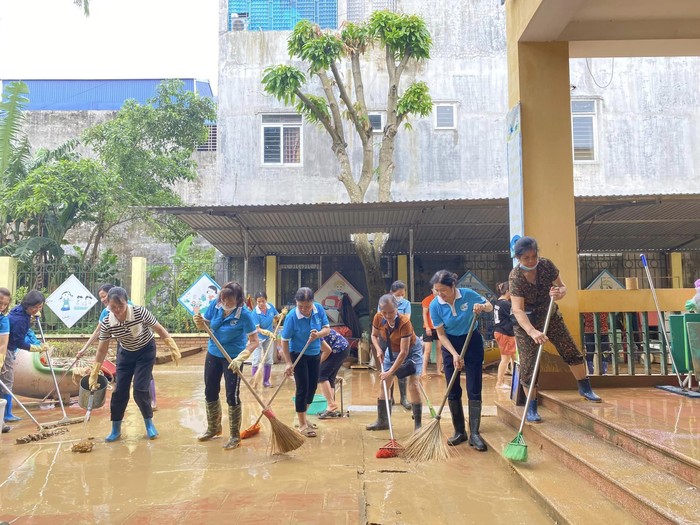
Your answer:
[366,294,424,433]
[509,236,601,423]
[429,270,492,451]
[316,328,350,419]
[193,281,259,449]
[280,287,330,438]
[251,291,278,387]
[494,282,516,390]
[0,287,14,431]
[89,287,181,442]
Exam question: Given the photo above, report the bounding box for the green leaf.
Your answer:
[397,81,432,119]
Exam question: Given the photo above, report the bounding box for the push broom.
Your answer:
[251,308,287,388]
[402,315,478,462]
[241,336,313,442]
[36,315,75,425]
[199,322,304,454]
[503,296,556,463]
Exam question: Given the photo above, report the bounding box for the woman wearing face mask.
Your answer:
[509,236,601,424]
[378,280,412,410]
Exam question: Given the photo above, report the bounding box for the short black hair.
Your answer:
[107,287,129,304]
[295,287,314,302]
[513,236,538,258]
[429,270,458,288]
[21,290,45,310]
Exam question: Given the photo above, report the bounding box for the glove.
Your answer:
[227,347,253,372]
[89,362,102,390]
[29,344,43,353]
[41,342,52,353]
[261,329,275,339]
[165,337,181,366]
[193,313,206,329]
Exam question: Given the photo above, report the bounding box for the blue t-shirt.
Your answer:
[0,314,9,336]
[323,329,349,354]
[377,297,411,315]
[204,302,257,358]
[253,302,279,341]
[429,288,486,336]
[281,302,330,356]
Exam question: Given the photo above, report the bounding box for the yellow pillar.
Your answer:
[396,255,408,290]
[670,252,683,288]
[130,257,147,306]
[507,9,581,346]
[0,257,18,296]
[265,255,278,305]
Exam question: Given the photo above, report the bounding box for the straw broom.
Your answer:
[376,367,403,458]
[503,297,556,463]
[402,315,478,462]
[199,322,305,454]
[251,308,288,388]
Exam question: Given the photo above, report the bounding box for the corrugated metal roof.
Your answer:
[0,79,214,111]
[150,194,700,256]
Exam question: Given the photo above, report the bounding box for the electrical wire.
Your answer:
[585,57,615,89]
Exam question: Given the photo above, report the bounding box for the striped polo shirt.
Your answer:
[99,305,157,351]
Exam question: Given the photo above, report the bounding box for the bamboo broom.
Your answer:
[402,315,478,462]
[251,307,287,388]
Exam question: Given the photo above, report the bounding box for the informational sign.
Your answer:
[507,103,524,266]
[45,274,98,328]
[178,273,220,315]
[457,271,496,304]
[586,270,624,290]
[315,271,363,323]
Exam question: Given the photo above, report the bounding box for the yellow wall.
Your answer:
[265,255,277,305]
[396,255,408,291]
[130,257,147,306]
[578,288,694,312]
[0,257,17,297]
[670,252,683,288]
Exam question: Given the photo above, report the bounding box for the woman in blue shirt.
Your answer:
[429,270,492,451]
[251,291,279,387]
[281,287,330,438]
[0,287,13,431]
[194,281,259,450]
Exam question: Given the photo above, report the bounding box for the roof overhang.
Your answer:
[149,194,700,257]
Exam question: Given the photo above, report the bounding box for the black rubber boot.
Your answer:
[366,399,390,431]
[411,403,422,431]
[198,400,222,441]
[223,405,242,450]
[398,377,411,410]
[468,400,487,452]
[447,399,468,446]
[578,378,602,402]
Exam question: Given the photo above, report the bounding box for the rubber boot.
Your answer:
[468,400,487,452]
[3,394,21,422]
[263,364,273,388]
[198,400,222,441]
[601,361,609,375]
[447,399,468,446]
[251,366,258,378]
[526,399,542,423]
[578,378,602,402]
[223,405,241,450]
[149,378,157,411]
[398,377,411,410]
[365,399,389,431]
[144,418,159,440]
[105,420,122,442]
[411,403,422,431]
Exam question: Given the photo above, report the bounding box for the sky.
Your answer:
[0,0,219,93]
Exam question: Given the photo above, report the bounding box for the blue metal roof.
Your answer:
[0,79,215,111]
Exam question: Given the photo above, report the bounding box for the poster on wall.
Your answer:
[45,274,99,328]
[178,273,221,315]
[315,271,363,324]
[586,270,624,290]
[457,271,497,304]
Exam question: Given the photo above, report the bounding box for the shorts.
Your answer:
[494,332,516,356]
[382,338,424,376]
[318,347,350,388]
[423,330,436,343]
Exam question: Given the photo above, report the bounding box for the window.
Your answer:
[368,112,383,133]
[434,104,456,129]
[261,114,302,165]
[196,125,217,152]
[571,99,597,162]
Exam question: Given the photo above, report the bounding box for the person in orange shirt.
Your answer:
[421,289,441,377]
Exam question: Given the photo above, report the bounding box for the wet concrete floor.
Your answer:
[1,353,551,524]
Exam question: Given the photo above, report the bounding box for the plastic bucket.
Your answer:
[79,375,108,410]
[291,394,327,415]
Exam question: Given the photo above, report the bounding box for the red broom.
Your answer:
[376,365,403,459]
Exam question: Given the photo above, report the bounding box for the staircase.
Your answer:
[483,388,700,525]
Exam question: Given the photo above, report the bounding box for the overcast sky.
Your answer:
[0,0,219,92]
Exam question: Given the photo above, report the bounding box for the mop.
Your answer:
[502,297,556,463]
[641,254,700,398]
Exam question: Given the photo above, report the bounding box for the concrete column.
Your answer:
[396,255,408,292]
[0,257,18,296]
[265,255,278,306]
[670,252,683,288]
[130,257,147,306]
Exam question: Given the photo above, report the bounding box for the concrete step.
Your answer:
[495,401,700,525]
[539,390,700,487]
[480,418,642,525]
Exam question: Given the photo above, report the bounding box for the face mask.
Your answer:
[519,260,539,271]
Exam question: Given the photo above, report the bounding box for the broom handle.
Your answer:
[435,314,479,417]
[381,378,396,441]
[640,254,684,387]
[417,380,437,418]
[0,377,43,430]
[36,316,68,420]
[200,322,268,410]
[516,297,556,435]
[264,336,313,408]
[257,309,287,365]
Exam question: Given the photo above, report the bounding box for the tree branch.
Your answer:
[315,72,345,142]
[295,90,342,145]
[330,61,367,144]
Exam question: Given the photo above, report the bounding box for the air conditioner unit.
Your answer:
[230,12,249,32]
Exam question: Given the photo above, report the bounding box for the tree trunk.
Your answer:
[352,233,388,314]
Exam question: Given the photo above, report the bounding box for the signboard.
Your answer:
[315,271,363,324]
[45,274,98,328]
[178,273,220,315]
[507,103,524,265]
[457,271,496,303]
[586,270,624,290]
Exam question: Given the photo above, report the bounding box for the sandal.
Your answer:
[318,410,341,419]
[299,426,317,437]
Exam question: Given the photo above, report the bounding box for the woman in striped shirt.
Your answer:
[89,287,181,442]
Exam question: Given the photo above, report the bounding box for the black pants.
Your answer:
[110,339,156,421]
[318,348,349,389]
[204,352,242,406]
[292,353,320,413]
[441,330,484,402]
